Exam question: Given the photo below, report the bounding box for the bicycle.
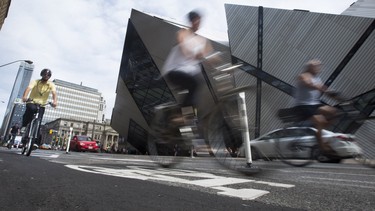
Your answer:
[147,56,257,173]
[21,99,52,156]
[276,92,372,167]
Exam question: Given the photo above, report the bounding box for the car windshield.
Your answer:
[77,136,92,141]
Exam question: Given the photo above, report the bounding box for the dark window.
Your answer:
[119,20,175,124]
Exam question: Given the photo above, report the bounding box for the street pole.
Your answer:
[0,60,33,68]
[66,127,73,154]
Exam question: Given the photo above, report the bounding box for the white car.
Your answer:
[239,127,362,163]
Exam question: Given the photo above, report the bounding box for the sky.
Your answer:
[0,0,355,127]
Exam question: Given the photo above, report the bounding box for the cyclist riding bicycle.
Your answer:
[21,68,57,148]
[293,59,337,154]
[162,10,218,125]
[7,123,20,148]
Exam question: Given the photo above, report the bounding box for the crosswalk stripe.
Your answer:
[65,165,294,200]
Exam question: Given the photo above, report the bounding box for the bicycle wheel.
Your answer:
[21,137,27,155]
[275,128,315,167]
[21,125,30,155]
[147,105,187,168]
[206,102,247,171]
[25,138,35,156]
[7,139,12,149]
[25,121,38,156]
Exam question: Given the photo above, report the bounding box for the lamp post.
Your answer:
[0,60,33,68]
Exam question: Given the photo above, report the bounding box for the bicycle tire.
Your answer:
[206,102,247,171]
[7,139,12,149]
[275,129,315,167]
[25,121,39,156]
[21,137,27,155]
[21,124,30,155]
[147,105,187,168]
[25,138,35,156]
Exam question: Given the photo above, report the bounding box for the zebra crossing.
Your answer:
[65,164,295,200]
[4,148,296,201]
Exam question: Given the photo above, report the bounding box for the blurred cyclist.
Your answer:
[293,59,337,154]
[163,10,217,124]
[21,68,57,147]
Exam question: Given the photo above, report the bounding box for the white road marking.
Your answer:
[29,152,60,158]
[187,177,252,187]
[65,165,294,200]
[91,157,154,163]
[212,187,269,200]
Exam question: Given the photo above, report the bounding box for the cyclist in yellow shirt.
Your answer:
[21,69,57,146]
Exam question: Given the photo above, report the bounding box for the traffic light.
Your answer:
[49,129,53,134]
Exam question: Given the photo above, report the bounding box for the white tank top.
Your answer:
[294,76,322,105]
[163,33,206,76]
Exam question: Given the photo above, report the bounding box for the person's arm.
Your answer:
[51,90,57,108]
[298,73,327,92]
[22,80,36,102]
[22,87,32,102]
[176,29,193,58]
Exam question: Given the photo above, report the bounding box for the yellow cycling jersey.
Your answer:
[27,79,56,106]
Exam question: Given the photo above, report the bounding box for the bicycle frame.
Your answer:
[22,101,51,156]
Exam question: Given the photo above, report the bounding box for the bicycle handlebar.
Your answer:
[26,98,53,107]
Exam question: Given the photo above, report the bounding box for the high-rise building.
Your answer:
[0,61,34,137]
[43,79,106,125]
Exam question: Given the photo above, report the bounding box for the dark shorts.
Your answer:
[294,104,322,120]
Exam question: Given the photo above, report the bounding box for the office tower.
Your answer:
[43,79,106,125]
[0,61,34,137]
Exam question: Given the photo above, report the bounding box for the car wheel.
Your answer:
[312,147,330,163]
[312,147,341,163]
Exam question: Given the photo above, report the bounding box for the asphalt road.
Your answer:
[0,147,374,211]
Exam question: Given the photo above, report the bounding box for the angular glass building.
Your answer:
[112,6,375,157]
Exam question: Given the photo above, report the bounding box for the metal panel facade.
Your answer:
[225,4,375,138]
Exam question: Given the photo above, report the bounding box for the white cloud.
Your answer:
[0,0,355,129]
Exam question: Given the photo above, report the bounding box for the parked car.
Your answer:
[69,135,100,152]
[238,127,362,163]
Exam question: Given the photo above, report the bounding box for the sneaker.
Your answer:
[32,144,39,151]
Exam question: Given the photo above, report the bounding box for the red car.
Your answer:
[70,135,100,152]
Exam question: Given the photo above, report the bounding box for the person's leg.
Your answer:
[22,103,37,127]
[318,105,337,122]
[166,71,199,125]
[35,107,46,146]
[311,114,333,153]
[10,133,16,145]
[166,71,199,107]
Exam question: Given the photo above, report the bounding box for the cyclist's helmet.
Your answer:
[40,68,52,77]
